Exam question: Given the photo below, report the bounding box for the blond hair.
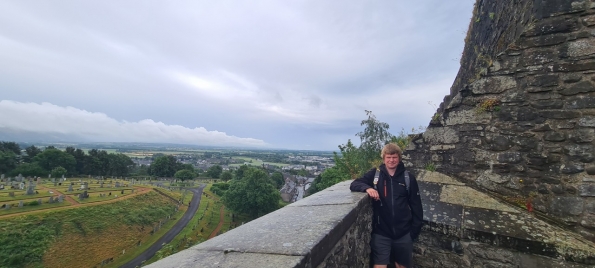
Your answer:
[381,143,403,158]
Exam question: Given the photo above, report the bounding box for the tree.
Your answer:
[313,111,395,192]
[206,165,223,179]
[51,166,67,178]
[220,171,233,182]
[149,155,179,177]
[174,169,196,181]
[308,166,349,194]
[270,171,285,189]
[222,167,280,219]
[180,164,195,172]
[0,142,21,155]
[234,165,249,180]
[356,110,394,169]
[32,149,76,174]
[9,163,47,177]
[23,145,42,163]
[108,154,135,176]
[0,150,18,174]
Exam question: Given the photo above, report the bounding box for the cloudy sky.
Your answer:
[0,0,475,150]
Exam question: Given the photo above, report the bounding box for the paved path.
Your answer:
[121,185,205,268]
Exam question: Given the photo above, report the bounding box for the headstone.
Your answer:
[58,195,64,203]
[49,196,54,203]
[18,201,23,207]
[68,183,73,192]
[100,182,104,188]
[19,182,25,190]
[48,174,51,178]
[83,190,88,198]
[26,183,35,195]
[0,174,4,179]
[0,185,4,190]
[37,177,41,184]
[80,182,88,190]
[54,181,57,187]
[52,178,55,183]
[121,190,124,194]
[115,182,120,188]
[37,198,42,204]
[78,193,83,200]
[5,204,10,210]
[17,174,22,182]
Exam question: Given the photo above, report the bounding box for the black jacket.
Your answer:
[350,162,423,241]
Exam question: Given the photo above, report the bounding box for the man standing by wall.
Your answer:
[350,143,423,268]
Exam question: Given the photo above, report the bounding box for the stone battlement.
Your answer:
[147,171,595,267]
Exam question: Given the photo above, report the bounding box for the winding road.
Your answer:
[121,185,206,268]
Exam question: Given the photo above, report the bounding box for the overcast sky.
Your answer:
[0,0,475,151]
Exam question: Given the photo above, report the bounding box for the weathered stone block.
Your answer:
[470,76,517,95]
[536,0,589,17]
[565,144,595,162]
[578,116,595,127]
[567,38,595,57]
[528,74,559,87]
[579,184,595,196]
[559,81,595,95]
[560,163,585,174]
[552,61,595,72]
[521,48,556,67]
[486,135,512,151]
[430,145,456,151]
[586,166,595,175]
[520,34,567,48]
[566,96,595,109]
[569,129,595,143]
[544,131,566,142]
[532,124,552,132]
[497,152,523,164]
[423,127,460,144]
[445,110,491,126]
[531,100,563,109]
[539,110,581,119]
[562,73,582,83]
[524,16,579,37]
[581,214,595,228]
[583,14,595,26]
[550,196,583,217]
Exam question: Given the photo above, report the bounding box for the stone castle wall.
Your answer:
[406,0,595,241]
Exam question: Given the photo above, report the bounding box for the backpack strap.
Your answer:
[373,168,380,190]
[404,170,410,196]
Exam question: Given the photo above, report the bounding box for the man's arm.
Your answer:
[408,174,423,241]
[350,168,379,200]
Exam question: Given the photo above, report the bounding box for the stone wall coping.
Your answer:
[146,181,367,268]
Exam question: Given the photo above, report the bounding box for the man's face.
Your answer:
[383,153,400,169]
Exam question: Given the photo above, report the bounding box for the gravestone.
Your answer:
[17,174,22,182]
[68,183,73,192]
[78,193,83,200]
[62,175,65,181]
[51,178,55,183]
[18,201,23,208]
[115,182,120,188]
[5,204,10,210]
[26,183,35,195]
[37,198,42,204]
[0,174,4,180]
[100,182,104,188]
[58,195,64,203]
[19,182,25,190]
[121,190,124,194]
[82,190,88,198]
[48,174,51,178]
[80,182,88,190]
[49,196,54,203]
[54,181,57,187]
[0,185,4,190]
[36,177,41,184]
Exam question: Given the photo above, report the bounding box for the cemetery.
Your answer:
[0,173,241,268]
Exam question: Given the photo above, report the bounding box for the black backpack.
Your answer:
[373,168,410,195]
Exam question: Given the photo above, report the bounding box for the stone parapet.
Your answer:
[147,171,595,267]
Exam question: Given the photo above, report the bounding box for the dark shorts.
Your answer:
[371,233,413,267]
